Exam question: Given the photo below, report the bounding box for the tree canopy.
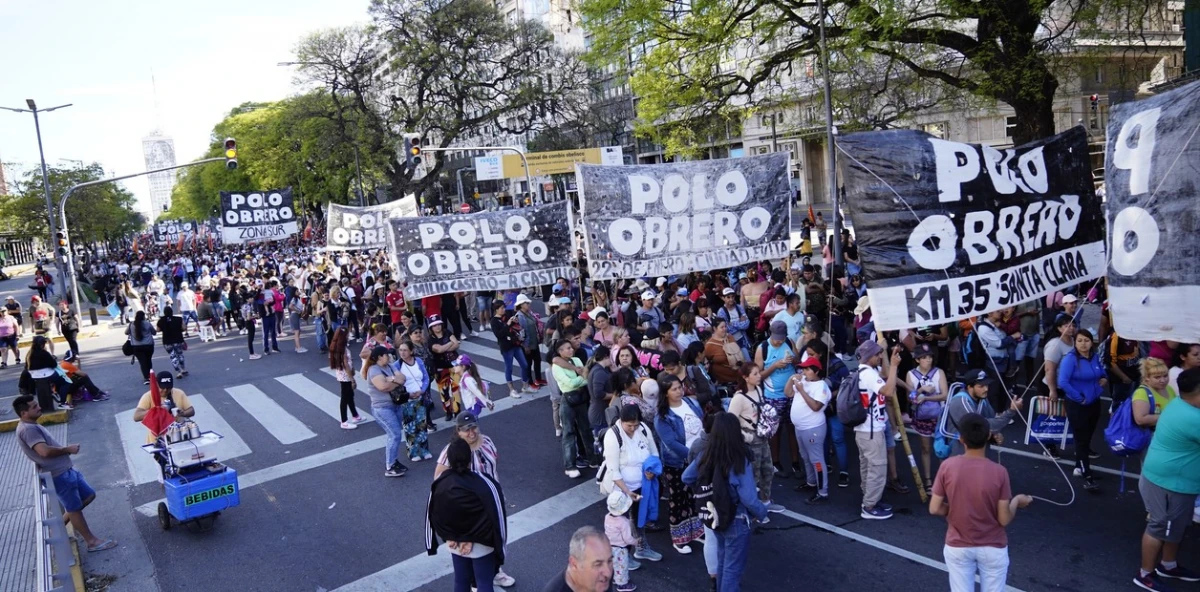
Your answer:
[579,0,1172,149]
[0,164,144,244]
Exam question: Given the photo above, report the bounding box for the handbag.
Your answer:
[564,387,589,407]
[122,339,133,356]
[388,387,407,405]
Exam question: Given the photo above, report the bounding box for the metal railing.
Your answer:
[34,470,75,592]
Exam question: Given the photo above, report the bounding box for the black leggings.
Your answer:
[62,329,79,358]
[133,345,154,380]
[247,319,257,354]
[339,381,359,422]
[1066,399,1101,476]
[528,346,544,383]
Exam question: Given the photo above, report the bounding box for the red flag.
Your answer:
[303,220,313,241]
[808,204,816,224]
[176,233,185,251]
[132,236,139,255]
[208,235,214,250]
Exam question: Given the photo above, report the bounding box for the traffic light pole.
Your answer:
[56,157,224,315]
[422,147,533,208]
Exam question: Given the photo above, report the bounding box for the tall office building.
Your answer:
[0,156,8,196]
[142,130,177,219]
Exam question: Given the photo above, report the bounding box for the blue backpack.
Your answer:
[1104,387,1156,457]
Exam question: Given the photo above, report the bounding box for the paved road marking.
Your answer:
[134,388,551,517]
[778,509,1028,592]
[456,340,517,385]
[334,481,602,592]
[275,374,375,425]
[904,426,1139,479]
[226,384,317,444]
[116,394,252,485]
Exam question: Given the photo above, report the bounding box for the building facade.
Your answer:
[141,131,177,220]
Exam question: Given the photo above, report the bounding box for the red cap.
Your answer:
[799,357,822,371]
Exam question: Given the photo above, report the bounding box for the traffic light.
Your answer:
[1089,94,1099,111]
[55,231,68,259]
[403,133,422,168]
[224,138,238,170]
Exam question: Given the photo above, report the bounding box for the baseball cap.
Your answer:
[5,295,13,300]
[656,277,667,287]
[552,284,563,293]
[738,271,748,279]
[855,339,883,361]
[721,287,735,296]
[799,357,822,370]
[456,412,479,430]
[641,290,657,301]
[913,343,935,359]
[558,297,571,305]
[1062,294,1078,304]
[589,307,607,320]
[452,354,473,367]
[427,315,444,327]
[965,369,991,387]
[157,373,174,389]
[676,287,689,297]
[769,321,788,341]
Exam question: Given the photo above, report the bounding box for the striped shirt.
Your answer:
[437,435,499,481]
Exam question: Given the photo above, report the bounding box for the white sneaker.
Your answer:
[249,354,262,360]
[340,421,357,430]
[493,570,516,587]
[555,428,563,438]
[1072,467,1083,477]
[471,331,480,338]
[295,348,309,354]
[565,469,581,478]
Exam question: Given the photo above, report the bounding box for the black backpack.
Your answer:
[594,422,651,486]
[960,326,989,370]
[692,463,737,532]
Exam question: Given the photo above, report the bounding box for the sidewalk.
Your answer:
[0,422,69,592]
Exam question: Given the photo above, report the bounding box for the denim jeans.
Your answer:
[501,347,531,384]
[262,314,279,351]
[715,514,752,592]
[943,545,1009,592]
[181,310,200,332]
[451,551,497,592]
[825,416,848,473]
[373,404,403,468]
[314,318,328,351]
[703,525,718,576]
[560,401,594,468]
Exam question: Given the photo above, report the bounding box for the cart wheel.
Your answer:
[157,502,172,531]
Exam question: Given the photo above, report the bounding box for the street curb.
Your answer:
[16,331,99,349]
[66,525,85,592]
[0,409,70,432]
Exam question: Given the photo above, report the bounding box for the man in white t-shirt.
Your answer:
[854,339,900,520]
[176,283,200,334]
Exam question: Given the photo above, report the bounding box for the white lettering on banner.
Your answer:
[614,171,769,256]
[931,139,1048,203]
[330,228,389,246]
[223,192,296,225]
[908,196,1083,269]
[872,240,1106,330]
[1109,108,1163,278]
[589,241,789,280]
[403,266,579,300]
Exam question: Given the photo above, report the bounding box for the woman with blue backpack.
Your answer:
[1057,329,1106,492]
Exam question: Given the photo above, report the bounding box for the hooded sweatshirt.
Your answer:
[425,469,507,565]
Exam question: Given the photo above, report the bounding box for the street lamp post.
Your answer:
[0,100,73,288]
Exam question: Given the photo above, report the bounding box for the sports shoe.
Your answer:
[1072,467,1083,477]
[249,354,262,360]
[423,452,433,460]
[794,482,816,492]
[861,505,894,520]
[837,472,851,488]
[1088,451,1101,459]
[1134,572,1176,591]
[471,331,480,338]
[633,543,662,562]
[410,455,423,463]
[765,501,786,513]
[877,502,894,512]
[352,416,366,423]
[555,428,563,438]
[887,480,910,494]
[565,469,581,478]
[385,462,408,477]
[493,570,516,587]
[805,493,829,505]
[1083,477,1099,491]
[296,348,309,354]
[575,458,591,469]
[1156,564,1200,582]
[628,558,641,571]
[672,543,692,554]
[340,421,358,430]
[615,583,637,592]
[57,403,74,410]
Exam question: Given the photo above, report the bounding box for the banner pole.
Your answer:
[876,331,929,503]
[816,0,843,269]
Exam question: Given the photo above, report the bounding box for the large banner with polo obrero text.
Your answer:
[839,126,1105,331]
[576,154,792,280]
[325,196,418,251]
[387,200,577,299]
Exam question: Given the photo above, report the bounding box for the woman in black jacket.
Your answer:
[157,306,188,379]
[425,439,508,592]
[25,336,60,411]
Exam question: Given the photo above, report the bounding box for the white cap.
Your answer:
[515,294,532,306]
[721,287,735,296]
[641,290,657,301]
[1062,294,1078,304]
[589,306,607,319]
[656,277,667,286]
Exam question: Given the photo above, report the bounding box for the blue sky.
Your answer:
[0,0,370,218]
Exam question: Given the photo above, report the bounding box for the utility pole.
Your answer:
[0,100,73,288]
[816,0,843,267]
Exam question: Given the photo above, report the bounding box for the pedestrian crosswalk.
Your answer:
[115,330,550,486]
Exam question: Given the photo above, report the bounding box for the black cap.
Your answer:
[456,412,479,429]
[965,369,990,387]
[157,373,174,389]
[913,343,934,359]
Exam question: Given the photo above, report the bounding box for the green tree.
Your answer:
[0,163,144,245]
[580,0,1173,148]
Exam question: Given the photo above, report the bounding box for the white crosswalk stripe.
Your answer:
[455,340,517,385]
[226,384,318,444]
[116,394,253,486]
[275,373,375,424]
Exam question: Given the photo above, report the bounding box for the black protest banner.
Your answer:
[219,188,299,244]
[152,220,197,245]
[326,196,418,251]
[1105,79,1200,341]
[388,200,577,299]
[576,154,791,280]
[839,126,1104,331]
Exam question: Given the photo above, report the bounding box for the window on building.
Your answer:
[1005,116,1018,139]
[921,122,949,139]
[1093,66,1104,84]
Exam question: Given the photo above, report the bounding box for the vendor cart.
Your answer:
[141,430,240,531]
